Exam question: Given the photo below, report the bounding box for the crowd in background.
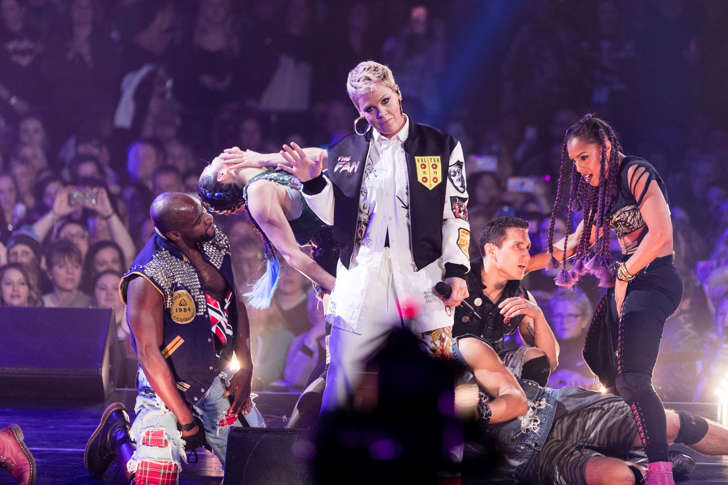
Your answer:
[0,0,726,402]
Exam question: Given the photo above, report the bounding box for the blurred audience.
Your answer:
[280,289,326,390]
[42,239,89,308]
[6,231,48,292]
[91,269,136,387]
[0,261,41,307]
[82,240,124,293]
[653,272,710,401]
[547,287,596,389]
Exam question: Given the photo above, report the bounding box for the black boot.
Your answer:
[669,450,696,481]
[84,402,133,478]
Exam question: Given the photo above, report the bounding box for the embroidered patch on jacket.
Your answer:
[207,291,234,345]
[450,196,468,220]
[415,156,442,190]
[170,290,196,324]
[161,336,184,358]
[334,156,361,174]
[448,161,466,193]
[457,228,470,256]
[422,326,454,358]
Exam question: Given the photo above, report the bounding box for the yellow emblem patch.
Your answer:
[457,228,470,256]
[415,156,442,190]
[170,290,195,324]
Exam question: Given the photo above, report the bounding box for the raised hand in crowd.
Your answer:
[82,187,136,267]
[32,186,78,241]
[83,186,114,219]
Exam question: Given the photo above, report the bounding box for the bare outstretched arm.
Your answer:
[527,219,594,272]
[217,145,327,184]
[245,180,335,292]
[126,277,196,430]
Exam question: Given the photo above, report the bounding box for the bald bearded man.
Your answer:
[84,193,262,483]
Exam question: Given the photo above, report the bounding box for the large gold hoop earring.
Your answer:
[353,116,371,136]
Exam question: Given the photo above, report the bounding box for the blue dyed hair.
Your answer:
[244,239,280,309]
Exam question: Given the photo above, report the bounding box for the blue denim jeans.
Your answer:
[127,367,265,476]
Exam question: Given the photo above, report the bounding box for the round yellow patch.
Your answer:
[170,290,196,324]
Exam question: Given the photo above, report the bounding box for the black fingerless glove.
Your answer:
[178,416,209,451]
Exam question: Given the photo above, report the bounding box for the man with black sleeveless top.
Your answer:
[453,216,559,386]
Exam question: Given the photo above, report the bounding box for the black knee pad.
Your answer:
[675,411,709,445]
[521,355,550,386]
[628,464,645,484]
[615,371,652,404]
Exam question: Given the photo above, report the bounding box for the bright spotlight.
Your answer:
[228,352,241,372]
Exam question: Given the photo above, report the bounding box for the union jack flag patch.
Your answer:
[206,291,234,345]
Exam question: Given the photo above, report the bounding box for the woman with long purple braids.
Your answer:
[529,114,682,485]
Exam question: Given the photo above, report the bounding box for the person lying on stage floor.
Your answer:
[452,216,559,387]
[451,335,726,485]
[84,193,263,483]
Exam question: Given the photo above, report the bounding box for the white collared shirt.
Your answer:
[305,118,469,333]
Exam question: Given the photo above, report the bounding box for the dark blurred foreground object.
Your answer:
[224,428,312,485]
[312,328,471,485]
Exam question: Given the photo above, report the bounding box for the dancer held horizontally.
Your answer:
[529,114,682,485]
[198,151,336,308]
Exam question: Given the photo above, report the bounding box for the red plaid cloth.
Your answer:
[206,291,233,345]
[141,429,168,448]
[134,459,179,484]
[218,413,238,427]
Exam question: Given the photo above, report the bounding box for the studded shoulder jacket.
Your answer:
[119,227,238,403]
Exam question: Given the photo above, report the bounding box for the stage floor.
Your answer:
[1,396,727,484]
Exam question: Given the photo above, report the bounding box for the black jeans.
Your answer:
[615,255,682,463]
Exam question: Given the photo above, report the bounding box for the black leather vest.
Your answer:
[452,260,527,345]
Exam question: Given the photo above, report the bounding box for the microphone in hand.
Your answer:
[434,281,481,320]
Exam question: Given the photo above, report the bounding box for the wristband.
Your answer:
[177,419,198,432]
[477,392,492,425]
[615,261,636,282]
